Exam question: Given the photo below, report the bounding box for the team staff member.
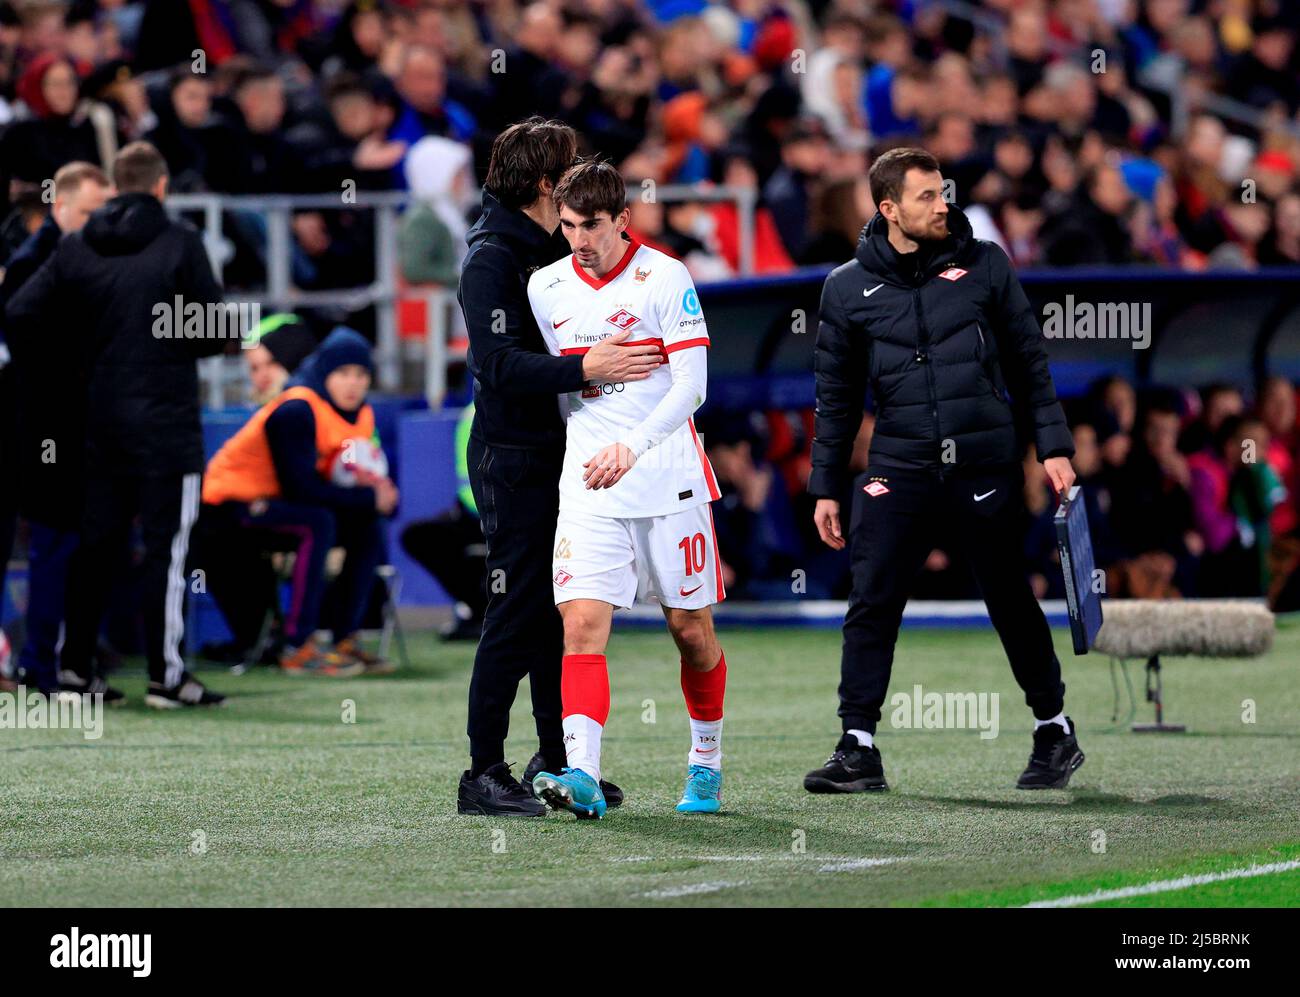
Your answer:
[804,148,1086,794]
[0,162,113,696]
[200,329,397,676]
[456,117,661,816]
[8,141,227,709]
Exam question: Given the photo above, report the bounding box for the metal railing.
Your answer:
[167,184,759,409]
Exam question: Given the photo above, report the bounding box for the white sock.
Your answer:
[688,717,723,770]
[562,713,603,784]
[847,728,873,748]
[1035,713,1070,735]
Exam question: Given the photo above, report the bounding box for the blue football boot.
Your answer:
[675,764,722,813]
[530,767,607,820]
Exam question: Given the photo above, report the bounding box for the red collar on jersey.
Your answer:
[571,234,640,289]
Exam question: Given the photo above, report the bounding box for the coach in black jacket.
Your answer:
[803,148,1087,795]
[455,118,659,815]
[7,141,227,707]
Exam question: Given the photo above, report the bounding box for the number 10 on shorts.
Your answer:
[679,532,707,575]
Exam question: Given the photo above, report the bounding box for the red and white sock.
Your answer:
[561,653,609,783]
[681,651,726,770]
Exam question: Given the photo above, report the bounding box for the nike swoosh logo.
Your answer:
[974,490,996,502]
[863,284,884,297]
[554,317,573,328]
[679,584,702,597]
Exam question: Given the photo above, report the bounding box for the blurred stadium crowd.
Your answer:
[2,0,1300,277]
[700,374,1300,609]
[0,0,1298,659]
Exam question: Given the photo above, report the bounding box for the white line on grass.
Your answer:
[616,854,909,866]
[641,881,748,899]
[1023,859,1300,907]
[817,858,904,873]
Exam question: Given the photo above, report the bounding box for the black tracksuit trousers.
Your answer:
[839,462,1065,734]
[63,468,201,689]
[465,435,566,772]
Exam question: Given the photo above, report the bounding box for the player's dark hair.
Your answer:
[484,116,578,211]
[113,141,169,193]
[552,158,626,220]
[868,146,941,205]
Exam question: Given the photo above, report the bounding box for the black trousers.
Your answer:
[63,468,201,688]
[839,463,1065,734]
[466,436,565,769]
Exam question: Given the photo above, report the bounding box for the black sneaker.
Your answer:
[57,672,126,706]
[1016,717,1085,789]
[804,733,889,793]
[144,672,227,709]
[458,762,547,816]
[522,751,624,808]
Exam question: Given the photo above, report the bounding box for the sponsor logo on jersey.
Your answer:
[554,568,573,586]
[554,316,573,328]
[606,308,640,330]
[864,481,891,497]
[682,288,701,315]
[634,267,651,283]
[554,537,572,559]
[938,267,968,282]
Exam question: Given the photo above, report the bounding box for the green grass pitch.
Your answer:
[1,620,1297,907]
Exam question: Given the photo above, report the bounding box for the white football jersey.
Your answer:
[527,238,720,519]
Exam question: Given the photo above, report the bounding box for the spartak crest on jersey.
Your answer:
[606,308,640,330]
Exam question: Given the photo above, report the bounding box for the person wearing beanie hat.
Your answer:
[196,328,398,675]
[245,313,318,404]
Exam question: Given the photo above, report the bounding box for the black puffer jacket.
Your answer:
[6,192,226,475]
[809,206,1073,498]
[460,191,585,452]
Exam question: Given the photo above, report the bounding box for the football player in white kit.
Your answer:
[524,160,729,819]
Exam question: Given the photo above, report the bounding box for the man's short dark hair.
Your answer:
[484,116,578,211]
[168,65,205,93]
[552,158,626,220]
[323,71,371,104]
[113,141,169,193]
[868,147,941,205]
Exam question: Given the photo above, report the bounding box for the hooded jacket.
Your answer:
[6,192,227,475]
[809,205,1073,499]
[459,190,586,451]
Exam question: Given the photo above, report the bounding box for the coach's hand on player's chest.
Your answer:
[583,442,637,489]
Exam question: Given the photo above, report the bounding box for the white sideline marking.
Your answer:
[818,857,904,873]
[617,853,906,865]
[1024,859,1300,908]
[642,880,747,899]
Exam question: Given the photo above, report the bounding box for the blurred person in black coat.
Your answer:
[8,142,228,708]
[0,162,113,694]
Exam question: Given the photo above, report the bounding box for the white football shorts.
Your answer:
[551,502,725,610]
